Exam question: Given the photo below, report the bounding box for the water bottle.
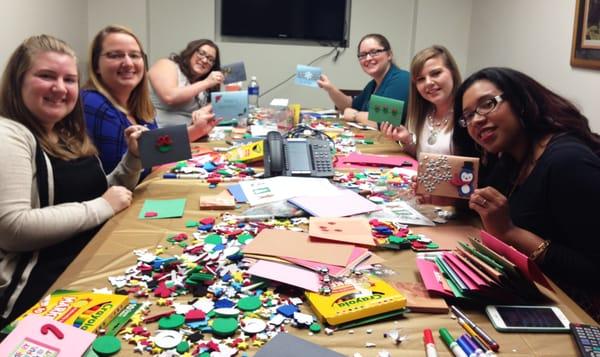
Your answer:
[248,76,259,109]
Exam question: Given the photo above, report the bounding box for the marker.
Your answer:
[229,214,274,222]
[439,328,468,357]
[163,173,207,179]
[457,318,493,355]
[456,335,476,357]
[461,334,485,356]
[450,305,500,352]
[423,329,438,357]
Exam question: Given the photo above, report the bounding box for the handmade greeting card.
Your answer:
[138,125,191,168]
[368,94,405,126]
[211,90,248,121]
[221,61,247,84]
[416,153,480,199]
[308,217,376,246]
[294,64,322,88]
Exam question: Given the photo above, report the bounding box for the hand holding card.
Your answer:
[221,61,247,84]
[295,65,322,88]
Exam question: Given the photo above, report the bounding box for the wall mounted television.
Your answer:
[220,0,350,47]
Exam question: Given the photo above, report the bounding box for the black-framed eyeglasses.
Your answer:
[357,48,388,60]
[101,51,144,61]
[459,94,504,127]
[195,50,216,65]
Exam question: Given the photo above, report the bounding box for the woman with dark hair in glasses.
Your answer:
[318,33,410,128]
[453,67,600,322]
[148,39,222,138]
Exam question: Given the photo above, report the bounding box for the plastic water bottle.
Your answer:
[248,76,259,109]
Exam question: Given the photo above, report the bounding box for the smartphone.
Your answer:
[485,305,570,332]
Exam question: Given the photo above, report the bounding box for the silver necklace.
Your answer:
[426,109,451,145]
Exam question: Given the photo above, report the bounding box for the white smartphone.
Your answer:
[485,305,570,332]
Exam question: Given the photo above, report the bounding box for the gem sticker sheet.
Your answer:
[416,153,479,199]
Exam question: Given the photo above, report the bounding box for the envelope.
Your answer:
[294,64,321,88]
[416,153,479,199]
[138,124,191,168]
[211,90,248,121]
[221,61,246,84]
[368,94,405,126]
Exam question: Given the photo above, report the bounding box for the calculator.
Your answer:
[571,323,600,357]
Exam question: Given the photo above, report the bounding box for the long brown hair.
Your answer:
[0,34,97,159]
[84,25,155,122]
[406,45,462,139]
[170,39,221,93]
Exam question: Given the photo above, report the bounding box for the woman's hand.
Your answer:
[342,107,359,122]
[469,187,515,238]
[102,186,133,214]
[380,122,411,143]
[189,104,218,140]
[206,71,224,87]
[123,125,149,158]
[317,74,334,92]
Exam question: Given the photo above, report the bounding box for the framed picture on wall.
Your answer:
[571,0,600,69]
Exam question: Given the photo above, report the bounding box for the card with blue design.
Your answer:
[294,65,321,88]
[368,94,405,126]
[221,61,246,84]
[211,90,248,121]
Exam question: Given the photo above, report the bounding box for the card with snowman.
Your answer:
[416,153,479,199]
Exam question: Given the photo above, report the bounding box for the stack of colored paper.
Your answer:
[416,230,552,303]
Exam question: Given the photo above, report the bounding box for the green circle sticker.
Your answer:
[92,335,121,355]
[212,317,239,336]
[204,234,223,245]
[309,323,322,333]
[237,296,262,311]
[158,314,185,330]
[237,233,253,244]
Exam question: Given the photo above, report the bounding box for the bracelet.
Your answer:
[399,132,416,150]
[529,240,551,262]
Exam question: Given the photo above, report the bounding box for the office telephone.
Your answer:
[263,131,334,178]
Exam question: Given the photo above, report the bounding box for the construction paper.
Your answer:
[227,184,247,203]
[138,198,186,219]
[139,124,192,168]
[368,94,405,126]
[417,153,480,199]
[221,61,246,84]
[247,259,321,292]
[211,90,248,121]
[479,230,552,290]
[308,217,376,246]
[416,258,453,298]
[294,64,321,88]
[283,247,383,277]
[289,189,381,217]
[441,253,479,291]
[199,190,236,210]
[242,228,354,266]
[255,332,344,357]
[335,152,418,169]
[411,225,479,250]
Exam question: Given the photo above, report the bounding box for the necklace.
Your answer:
[426,109,452,145]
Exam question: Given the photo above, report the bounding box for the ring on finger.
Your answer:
[480,198,487,207]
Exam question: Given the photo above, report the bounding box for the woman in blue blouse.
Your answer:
[318,33,410,128]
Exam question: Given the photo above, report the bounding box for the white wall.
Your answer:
[468,0,600,131]
[0,0,87,74]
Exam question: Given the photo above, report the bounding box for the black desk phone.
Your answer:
[263,131,334,178]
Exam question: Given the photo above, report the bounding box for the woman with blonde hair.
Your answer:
[0,34,144,326]
[381,45,462,157]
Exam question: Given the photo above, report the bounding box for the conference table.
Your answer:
[49,126,593,356]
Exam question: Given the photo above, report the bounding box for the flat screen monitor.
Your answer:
[220,0,349,46]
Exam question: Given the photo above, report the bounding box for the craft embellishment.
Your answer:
[417,153,479,199]
[419,154,453,193]
[425,109,452,145]
[156,135,173,153]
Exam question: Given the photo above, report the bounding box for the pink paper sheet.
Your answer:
[334,152,418,169]
[416,258,454,298]
[289,189,381,217]
[247,260,322,292]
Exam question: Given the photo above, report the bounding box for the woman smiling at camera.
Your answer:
[148,39,221,137]
[452,67,600,322]
[0,35,145,327]
[318,33,410,128]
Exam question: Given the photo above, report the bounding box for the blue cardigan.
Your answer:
[351,63,410,124]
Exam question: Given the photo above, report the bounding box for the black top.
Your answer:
[488,134,600,320]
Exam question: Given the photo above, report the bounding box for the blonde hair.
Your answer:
[84,25,155,122]
[406,45,462,139]
[0,34,97,160]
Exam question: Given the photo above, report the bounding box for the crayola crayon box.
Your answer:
[1,290,129,334]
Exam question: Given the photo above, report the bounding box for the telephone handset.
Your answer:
[263,131,334,178]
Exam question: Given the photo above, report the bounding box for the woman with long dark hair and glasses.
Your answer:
[452,67,600,322]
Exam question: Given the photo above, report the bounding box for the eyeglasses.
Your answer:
[357,48,388,60]
[101,51,144,62]
[195,50,216,65]
[459,94,504,127]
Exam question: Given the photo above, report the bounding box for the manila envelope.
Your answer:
[368,94,405,126]
[138,124,191,168]
[221,61,247,84]
[416,153,479,199]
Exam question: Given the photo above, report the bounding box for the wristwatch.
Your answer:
[351,111,358,122]
[398,132,416,150]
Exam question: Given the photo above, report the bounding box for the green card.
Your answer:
[138,199,186,219]
[368,94,405,126]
